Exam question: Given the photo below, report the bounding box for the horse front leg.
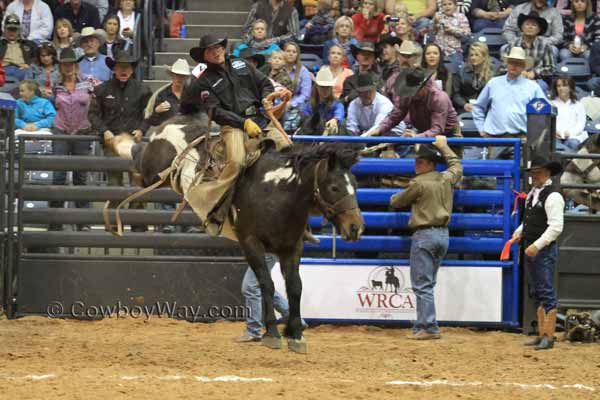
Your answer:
[240,238,282,350]
[279,245,307,354]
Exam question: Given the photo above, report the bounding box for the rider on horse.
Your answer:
[180,34,316,241]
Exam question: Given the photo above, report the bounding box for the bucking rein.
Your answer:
[103,90,293,237]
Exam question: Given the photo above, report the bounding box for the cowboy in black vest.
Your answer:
[242,0,300,45]
[512,155,565,350]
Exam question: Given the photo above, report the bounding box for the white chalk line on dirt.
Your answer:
[0,374,56,380]
[387,379,595,392]
[120,375,274,383]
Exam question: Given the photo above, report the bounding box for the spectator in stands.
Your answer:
[144,58,190,129]
[0,14,36,81]
[117,0,138,47]
[321,43,354,98]
[233,19,281,58]
[368,67,459,137]
[54,0,101,33]
[52,18,84,59]
[387,15,416,43]
[377,33,402,85]
[88,50,151,229]
[342,41,383,106]
[303,0,335,44]
[430,0,470,73]
[421,43,452,94]
[452,42,496,113]
[389,135,463,340]
[242,0,300,45]
[587,40,600,91]
[86,0,109,22]
[300,67,345,134]
[0,63,5,87]
[99,14,128,58]
[50,47,95,231]
[550,76,588,151]
[323,15,358,68]
[502,12,554,92]
[470,0,512,32]
[559,0,600,61]
[4,0,53,42]
[29,42,59,98]
[472,47,547,158]
[15,79,56,133]
[352,0,385,43]
[346,72,400,135]
[406,0,437,32]
[78,27,111,83]
[382,4,409,34]
[502,0,563,59]
[267,49,294,92]
[383,40,421,97]
[300,0,318,31]
[283,41,312,108]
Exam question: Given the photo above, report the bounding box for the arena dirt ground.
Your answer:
[0,316,599,400]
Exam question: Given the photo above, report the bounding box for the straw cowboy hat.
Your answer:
[315,67,336,87]
[77,27,106,45]
[105,49,139,69]
[517,11,548,36]
[190,34,228,63]
[525,155,563,176]
[169,58,191,75]
[502,46,534,69]
[394,67,433,97]
[395,40,418,56]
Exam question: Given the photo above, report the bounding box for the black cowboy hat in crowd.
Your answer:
[416,144,444,164]
[394,67,433,98]
[377,33,402,50]
[105,50,139,69]
[357,72,377,92]
[58,47,82,63]
[517,11,548,36]
[238,47,266,69]
[526,154,563,176]
[350,41,376,60]
[190,34,228,63]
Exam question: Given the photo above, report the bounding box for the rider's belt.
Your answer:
[412,225,447,232]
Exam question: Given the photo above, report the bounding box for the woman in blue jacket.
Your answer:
[15,79,57,133]
[300,67,345,135]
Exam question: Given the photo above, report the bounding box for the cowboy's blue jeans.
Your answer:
[242,253,289,338]
[525,242,558,312]
[410,227,449,334]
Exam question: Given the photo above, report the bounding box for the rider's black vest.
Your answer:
[522,184,559,245]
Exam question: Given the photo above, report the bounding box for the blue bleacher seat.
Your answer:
[473,28,506,56]
[301,53,323,72]
[299,43,325,58]
[558,57,591,81]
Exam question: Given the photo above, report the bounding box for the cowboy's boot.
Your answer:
[525,306,545,346]
[535,308,557,350]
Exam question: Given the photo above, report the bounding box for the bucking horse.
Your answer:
[105,103,365,354]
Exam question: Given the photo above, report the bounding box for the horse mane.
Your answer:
[277,142,363,173]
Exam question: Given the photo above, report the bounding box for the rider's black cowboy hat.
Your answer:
[517,11,548,35]
[377,33,402,51]
[525,155,563,176]
[394,66,433,98]
[238,47,266,69]
[190,34,228,63]
[350,41,376,60]
[416,144,444,164]
[105,50,138,69]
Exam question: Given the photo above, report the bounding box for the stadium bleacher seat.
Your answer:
[473,28,506,57]
[558,57,591,82]
[301,53,323,73]
[300,43,325,58]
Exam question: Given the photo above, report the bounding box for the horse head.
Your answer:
[313,143,365,242]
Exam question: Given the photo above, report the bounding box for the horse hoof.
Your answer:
[287,337,308,354]
[262,335,282,350]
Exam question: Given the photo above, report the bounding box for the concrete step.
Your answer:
[151,65,172,80]
[143,80,171,92]
[162,37,240,52]
[186,24,243,38]
[186,0,248,11]
[181,11,246,25]
[155,52,195,66]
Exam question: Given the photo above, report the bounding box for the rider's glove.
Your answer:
[244,118,262,138]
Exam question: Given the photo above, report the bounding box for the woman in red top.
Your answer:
[352,0,386,43]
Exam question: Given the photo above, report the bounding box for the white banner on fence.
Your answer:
[271,264,503,322]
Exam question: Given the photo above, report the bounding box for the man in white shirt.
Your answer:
[347,72,403,136]
[512,155,564,350]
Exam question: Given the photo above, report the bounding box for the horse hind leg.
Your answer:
[240,239,282,350]
[279,248,308,354]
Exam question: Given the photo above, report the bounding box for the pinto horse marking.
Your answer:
[262,166,296,185]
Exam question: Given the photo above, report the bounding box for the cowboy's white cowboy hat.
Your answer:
[502,46,534,69]
[315,67,336,87]
[395,40,418,56]
[170,58,191,76]
[77,27,106,45]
